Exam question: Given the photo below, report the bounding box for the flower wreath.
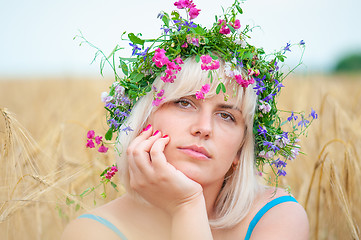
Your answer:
[79,0,317,190]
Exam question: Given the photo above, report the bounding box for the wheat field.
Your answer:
[0,74,360,239]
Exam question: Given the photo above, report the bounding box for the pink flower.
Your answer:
[111,166,118,172]
[210,60,220,70]
[218,19,230,35]
[200,56,220,71]
[156,89,165,97]
[86,139,95,148]
[191,37,199,47]
[248,69,255,76]
[254,69,260,76]
[174,0,190,9]
[98,145,108,153]
[195,84,210,99]
[219,26,230,35]
[95,136,102,145]
[152,97,165,106]
[189,7,201,20]
[201,84,210,93]
[87,130,95,139]
[173,56,184,64]
[201,55,212,64]
[152,48,169,68]
[235,76,255,88]
[233,19,241,29]
[195,91,205,99]
[181,42,188,48]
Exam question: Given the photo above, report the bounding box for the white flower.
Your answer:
[224,62,234,78]
[258,100,271,114]
[101,92,113,103]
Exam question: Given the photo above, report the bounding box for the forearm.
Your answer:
[171,194,213,240]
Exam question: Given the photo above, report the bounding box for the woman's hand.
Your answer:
[127,124,204,215]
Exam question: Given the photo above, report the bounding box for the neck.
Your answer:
[202,179,224,219]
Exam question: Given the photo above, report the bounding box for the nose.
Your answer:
[190,109,212,139]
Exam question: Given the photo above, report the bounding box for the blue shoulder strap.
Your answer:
[78,214,128,240]
[244,195,297,240]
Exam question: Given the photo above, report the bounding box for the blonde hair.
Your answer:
[116,57,261,228]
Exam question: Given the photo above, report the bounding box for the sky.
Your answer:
[0,0,360,77]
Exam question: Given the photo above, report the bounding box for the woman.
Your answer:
[62,58,309,239]
[63,1,311,239]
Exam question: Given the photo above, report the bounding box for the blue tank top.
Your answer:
[77,195,297,239]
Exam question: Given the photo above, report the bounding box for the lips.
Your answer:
[178,145,211,159]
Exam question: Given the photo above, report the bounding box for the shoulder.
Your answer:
[61,198,126,240]
[250,187,309,240]
[60,214,121,240]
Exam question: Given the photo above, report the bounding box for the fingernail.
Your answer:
[141,124,151,133]
[153,130,160,136]
[162,135,168,138]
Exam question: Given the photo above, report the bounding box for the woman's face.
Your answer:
[149,88,246,188]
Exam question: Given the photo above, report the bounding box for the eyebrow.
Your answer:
[189,95,242,113]
[217,103,242,113]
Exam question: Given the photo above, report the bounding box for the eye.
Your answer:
[174,99,193,108]
[218,112,235,122]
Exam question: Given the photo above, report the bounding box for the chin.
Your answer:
[170,161,206,183]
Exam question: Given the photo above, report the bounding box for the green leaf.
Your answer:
[216,84,222,94]
[75,204,81,211]
[277,55,285,62]
[236,5,243,14]
[120,60,128,76]
[130,72,144,83]
[119,57,138,62]
[195,55,200,63]
[101,192,107,199]
[105,128,113,141]
[171,10,180,20]
[227,23,235,33]
[79,188,91,198]
[221,82,226,93]
[111,181,118,191]
[66,197,75,206]
[128,33,145,46]
[162,12,170,27]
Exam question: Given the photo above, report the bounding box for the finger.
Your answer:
[149,135,171,168]
[127,124,153,152]
[128,130,163,176]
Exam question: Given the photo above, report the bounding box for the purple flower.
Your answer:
[157,12,164,19]
[263,141,280,152]
[253,76,266,95]
[257,125,268,138]
[108,118,120,129]
[299,40,305,45]
[287,111,298,122]
[274,79,285,92]
[298,117,310,128]
[273,159,287,168]
[129,43,141,56]
[135,47,149,61]
[161,27,170,34]
[262,93,275,103]
[105,102,116,109]
[283,42,291,53]
[309,108,318,119]
[121,126,133,135]
[277,169,287,176]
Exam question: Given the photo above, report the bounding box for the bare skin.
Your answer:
[61,92,309,240]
